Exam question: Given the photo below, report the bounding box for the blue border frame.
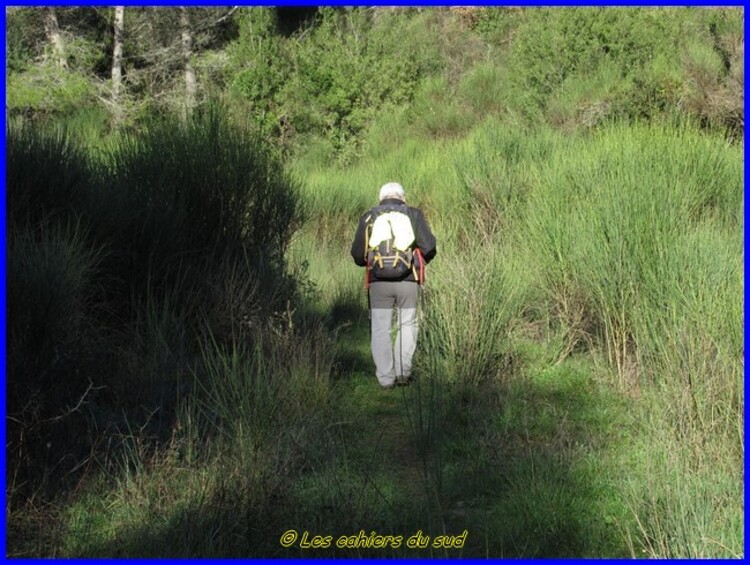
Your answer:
[1,1,746,562]
[1,3,6,562]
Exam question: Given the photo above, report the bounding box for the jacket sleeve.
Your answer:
[412,208,437,263]
[350,212,370,267]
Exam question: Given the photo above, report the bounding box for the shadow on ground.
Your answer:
[69,306,632,558]
[435,361,632,557]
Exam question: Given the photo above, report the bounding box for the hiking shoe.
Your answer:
[380,383,396,390]
[396,376,413,387]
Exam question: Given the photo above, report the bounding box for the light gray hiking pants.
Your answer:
[369,281,419,388]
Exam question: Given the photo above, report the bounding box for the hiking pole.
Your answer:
[365,255,372,323]
[415,248,428,326]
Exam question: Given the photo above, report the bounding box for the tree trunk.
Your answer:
[180,7,197,119]
[43,7,67,69]
[111,6,125,124]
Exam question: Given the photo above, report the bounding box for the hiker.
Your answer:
[350,182,437,390]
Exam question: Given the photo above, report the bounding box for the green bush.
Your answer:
[419,244,527,387]
[680,11,744,137]
[6,22,105,119]
[6,122,92,228]
[408,76,475,140]
[6,123,105,501]
[472,7,525,47]
[507,9,687,120]
[6,220,107,501]
[227,8,288,139]
[97,106,302,307]
[280,8,441,159]
[5,111,307,514]
[6,67,97,117]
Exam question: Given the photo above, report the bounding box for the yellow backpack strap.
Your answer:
[363,212,373,261]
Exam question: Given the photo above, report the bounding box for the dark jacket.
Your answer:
[350,198,437,283]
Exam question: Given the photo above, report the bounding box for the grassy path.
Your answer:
[280,315,450,558]
[288,310,637,558]
[29,303,637,559]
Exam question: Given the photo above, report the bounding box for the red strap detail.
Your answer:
[414,248,425,286]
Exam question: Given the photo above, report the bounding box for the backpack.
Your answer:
[365,205,416,281]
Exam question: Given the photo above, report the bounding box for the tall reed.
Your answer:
[519,122,743,556]
[298,117,743,557]
[524,122,742,387]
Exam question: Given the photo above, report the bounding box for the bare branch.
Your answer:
[40,380,105,424]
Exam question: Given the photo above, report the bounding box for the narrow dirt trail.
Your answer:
[333,322,434,514]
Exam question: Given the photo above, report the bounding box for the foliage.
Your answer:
[5,6,745,559]
[680,10,744,137]
[98,106,301,292]
[510,9,677,101]
[470,7,524,46]
[6,7,47,72]
[6,123,91,227]
[5,7,111,73]
[226,8,289,140]
[504,7,743,137]
[277,7,442,159]
[6,125,105,501]
[524,123,741,376]
[6,7,743,149]
[122,7,239,110]
[6,8,112,120]
[7,65,98,118]
[5,112,305,519]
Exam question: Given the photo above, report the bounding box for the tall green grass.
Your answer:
[524,122,741,387]
[6,121,93,229]
[486,124,739,557]
[92,108,302,305]
[6,220,108,504]
[291,116,742,557]
[5,112,320,556]
[6,125,107,502]
[8,107,741,557]
[59,316,337,557]
[418,244,528,386]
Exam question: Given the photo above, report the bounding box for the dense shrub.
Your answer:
[277,8,442,159]
[227,9,289,140]
[502,7,743,138]
[97,107,302,299]
[523,123,742,392]
[6,112,305,505]
[6,126,103,498]
[6,123,92,227]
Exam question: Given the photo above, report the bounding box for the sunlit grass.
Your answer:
[8,115,742,558]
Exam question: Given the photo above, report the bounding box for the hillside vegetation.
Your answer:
[5,7,744,558]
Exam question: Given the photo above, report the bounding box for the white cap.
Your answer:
[379,182,405,202]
